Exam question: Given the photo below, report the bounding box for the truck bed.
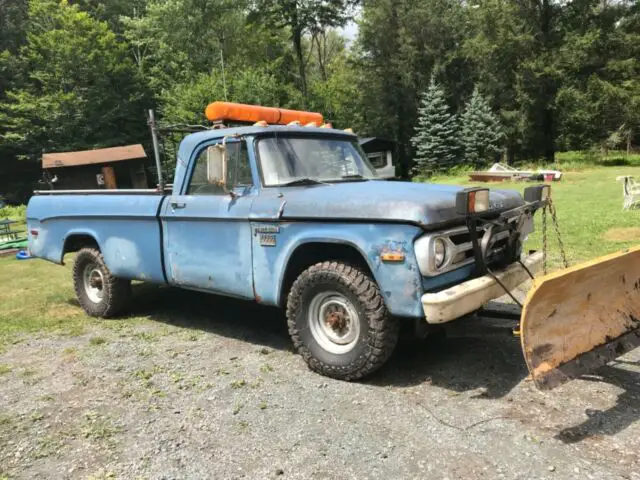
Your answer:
[28,194,167,283]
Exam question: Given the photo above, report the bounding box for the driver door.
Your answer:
[159,140,255,299]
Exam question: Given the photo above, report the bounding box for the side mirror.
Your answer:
[206,144,227,186]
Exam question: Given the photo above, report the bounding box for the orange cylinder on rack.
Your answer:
[205,101,323,126]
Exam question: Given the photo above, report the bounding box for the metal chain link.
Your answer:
[542,206,548,275]
[548,198,569,269]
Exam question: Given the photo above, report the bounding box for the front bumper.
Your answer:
[421,251,543,324]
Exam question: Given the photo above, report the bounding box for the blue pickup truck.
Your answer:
[27,118,547,380]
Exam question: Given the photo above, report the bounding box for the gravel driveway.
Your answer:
[1,286,639,479]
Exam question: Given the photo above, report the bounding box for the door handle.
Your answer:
[170,200,186,209]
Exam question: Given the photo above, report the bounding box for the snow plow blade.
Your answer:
[521,246,640,390]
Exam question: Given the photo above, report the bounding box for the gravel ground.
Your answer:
[1,286,639,480]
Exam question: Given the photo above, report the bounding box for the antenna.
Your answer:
[220,34,228,101]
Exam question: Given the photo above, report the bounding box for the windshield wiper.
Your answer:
[280,177,327,187]
[339,174,369,181]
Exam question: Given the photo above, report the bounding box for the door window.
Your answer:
[188,141,253,195]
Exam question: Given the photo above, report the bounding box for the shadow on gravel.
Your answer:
[368,315,528,398]
[97,286,535,398]
[555,364,640,444]
[126,284,293,352]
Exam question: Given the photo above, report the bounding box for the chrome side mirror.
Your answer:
[206,144,227,186]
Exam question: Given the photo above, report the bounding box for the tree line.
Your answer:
[0,0,638,199]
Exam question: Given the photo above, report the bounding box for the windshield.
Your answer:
[257,136,378,186]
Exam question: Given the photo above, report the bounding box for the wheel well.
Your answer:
[62,234,99,260]
[279,242,374,306]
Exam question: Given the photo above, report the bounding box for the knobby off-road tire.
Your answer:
[286,261,400,380]
[73,248,131,318]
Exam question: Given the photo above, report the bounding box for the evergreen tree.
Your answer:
[0,0,149,159]
[410,76,459,175]
[460,88,505,167]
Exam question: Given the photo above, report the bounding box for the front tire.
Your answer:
[286,261,399,380]
[73,248,131,318]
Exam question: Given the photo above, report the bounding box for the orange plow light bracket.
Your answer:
[205,101,324,126]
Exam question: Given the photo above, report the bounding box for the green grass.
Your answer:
[429,166,640,268]
[0,255,146,350]
[554,150,640,169]
[0,165,638,346]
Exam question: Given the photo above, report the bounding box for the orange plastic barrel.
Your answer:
[205,101,323,126]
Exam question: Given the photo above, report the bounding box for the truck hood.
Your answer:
[277,180,524,229]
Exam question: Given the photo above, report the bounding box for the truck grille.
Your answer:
[447,225,511,268]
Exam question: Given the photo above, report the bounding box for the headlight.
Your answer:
[414,235,451,276]
[433,238,447,269]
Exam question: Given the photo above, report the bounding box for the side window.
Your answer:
[227,142,253,187]
[187,141,253,195]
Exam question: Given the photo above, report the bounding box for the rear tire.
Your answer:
[73,248,131,318]
[286,261,399,380]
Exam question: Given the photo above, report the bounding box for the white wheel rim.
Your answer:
[308,291,361,354]
[83,263,105,304]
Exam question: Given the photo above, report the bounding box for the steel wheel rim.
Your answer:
[83,263,105,304]
[308,291,360,354]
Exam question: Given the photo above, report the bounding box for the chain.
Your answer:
[542,206,548,275]
[549,199,569,269]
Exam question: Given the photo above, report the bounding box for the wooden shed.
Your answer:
[42,145,149,190]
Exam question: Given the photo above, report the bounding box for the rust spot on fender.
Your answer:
[252,282,262,303]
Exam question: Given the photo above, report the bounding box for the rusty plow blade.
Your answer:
[521,246,640,390]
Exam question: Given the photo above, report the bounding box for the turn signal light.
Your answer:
[380,252,405,262]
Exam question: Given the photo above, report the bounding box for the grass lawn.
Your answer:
[0,256,143,351]
[0,164,639,348]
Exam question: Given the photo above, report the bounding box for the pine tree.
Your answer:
[410,76,459,175]
[460,87,505,167]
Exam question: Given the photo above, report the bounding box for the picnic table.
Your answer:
[0,219,24,242]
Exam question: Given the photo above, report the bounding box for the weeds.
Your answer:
[89,336,107,346]
[30,412,44,422]
[81,411,120,440]
[32,435,66,459]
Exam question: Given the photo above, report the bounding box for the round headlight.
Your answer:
[434,238,447,269]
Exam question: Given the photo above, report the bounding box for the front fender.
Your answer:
[251,222,425,318]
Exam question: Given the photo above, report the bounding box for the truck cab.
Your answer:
[27,103,546,381]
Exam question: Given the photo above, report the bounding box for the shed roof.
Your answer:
[358,137,396,152]
[359,137,395,146]
[42,144,146,169]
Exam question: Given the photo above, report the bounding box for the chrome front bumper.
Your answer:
[421,251,543,324]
